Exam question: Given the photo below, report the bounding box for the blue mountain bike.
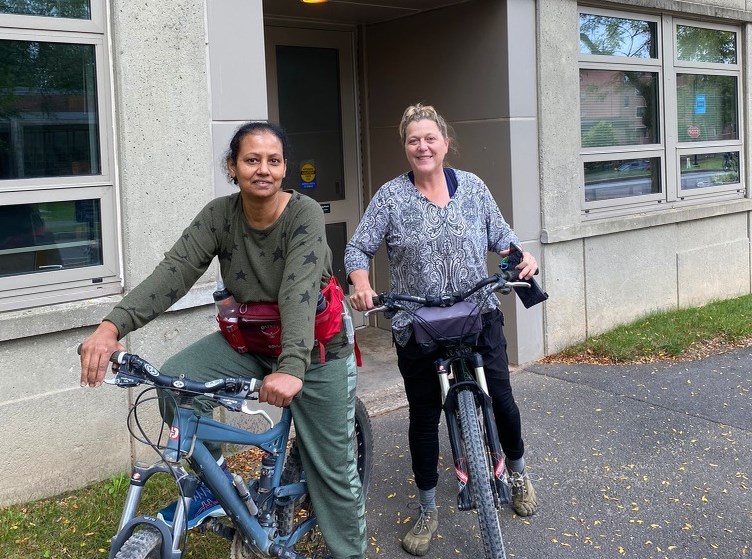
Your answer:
[95,350,372,559]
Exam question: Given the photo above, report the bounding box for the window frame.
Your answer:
[0,2,104,33]
[669,18,743,201]
[0,2,120,312]
[577,6,744,219]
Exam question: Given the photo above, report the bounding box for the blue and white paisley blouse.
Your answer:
[344,169,519,346]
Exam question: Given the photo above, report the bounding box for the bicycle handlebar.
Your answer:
[77,344,261,400]
[108,351,262,397]
[366,271,530,317]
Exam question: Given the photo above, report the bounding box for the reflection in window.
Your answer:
[580,69,659,147]
[584,158,660,202]
[676,74,737,142]
[676,25,736,64]
[580,14,657,58]
[0,200,102,277]
[680,152,739,190]
[0,0,90,18]
[0,40,100,179]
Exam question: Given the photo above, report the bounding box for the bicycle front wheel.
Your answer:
[112,526,162,559]
[457,389,507,559]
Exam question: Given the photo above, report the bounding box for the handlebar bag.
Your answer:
[412,301,482,353]
[219,276,344,363]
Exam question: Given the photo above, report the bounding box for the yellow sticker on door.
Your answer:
[300,160,317,189]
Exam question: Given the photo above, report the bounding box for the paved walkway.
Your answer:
[357,336,751,559]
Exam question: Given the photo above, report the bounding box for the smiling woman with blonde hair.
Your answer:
[346,103,539,556]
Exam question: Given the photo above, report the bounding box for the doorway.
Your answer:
[265,26,364,325]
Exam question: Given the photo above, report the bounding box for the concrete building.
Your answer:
[1,0,750,504]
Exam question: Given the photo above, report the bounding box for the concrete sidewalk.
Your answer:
[354,326,406,415]
[355,328,751,559]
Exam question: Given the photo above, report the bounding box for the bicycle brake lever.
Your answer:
[364,305,389,318]
[240,403,275,428]
[105,373,142,387]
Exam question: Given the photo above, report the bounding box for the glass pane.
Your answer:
[580,69,659,147]
[680,152,739,189]
[325,221,347,290]
[579,13,657,58]
[0,200,102,277]
[276,45,344,203]
[676,74,737,142]
[584,158,661,202]
[0,40,100,179]
[0,0,90,18]
[676,25,736,64]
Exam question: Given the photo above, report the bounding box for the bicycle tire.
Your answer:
[276,395,373,539]
[112,526,162,559]
[352,395,374,492]
[457,389,507,559]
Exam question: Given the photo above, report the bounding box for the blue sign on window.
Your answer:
[695,94,706,115]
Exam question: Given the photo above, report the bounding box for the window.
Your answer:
[0,2,119,311]
[579,9,743,216]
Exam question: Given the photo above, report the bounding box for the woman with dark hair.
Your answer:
[79,121,366,558]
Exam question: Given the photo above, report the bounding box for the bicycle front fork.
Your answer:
[437,359,511,510]
[117,462,197,552]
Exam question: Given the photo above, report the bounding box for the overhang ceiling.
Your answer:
[263,0,470,26]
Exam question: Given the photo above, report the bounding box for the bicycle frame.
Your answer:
[111,400,309,559]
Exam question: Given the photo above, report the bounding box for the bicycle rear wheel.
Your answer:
[351,395,374,492]
[277,395,372,529]
[112,526,162,559]
[457,389,507,559]
[231,396,373,558]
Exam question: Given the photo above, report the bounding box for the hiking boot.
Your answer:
[158,464,233,530]
[509,469,538,516]
[401,506,439,556]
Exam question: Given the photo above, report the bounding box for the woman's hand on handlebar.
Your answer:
[347,269,378,312]
[79,321,124,388]
[259,372,303,408]
[498,248,538,280]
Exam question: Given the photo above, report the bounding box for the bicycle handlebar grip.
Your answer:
[110,351,127,365]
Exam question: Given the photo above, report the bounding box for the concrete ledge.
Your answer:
[0,282,216,342]
[541,199,752,244]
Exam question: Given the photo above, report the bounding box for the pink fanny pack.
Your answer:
[217,276,344,363]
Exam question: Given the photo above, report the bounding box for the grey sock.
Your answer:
[508,457,526,474]
[419,488,437,511]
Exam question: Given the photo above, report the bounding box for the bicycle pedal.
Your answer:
[200,518,236,541]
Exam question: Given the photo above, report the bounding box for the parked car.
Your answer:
[616,160,650,172]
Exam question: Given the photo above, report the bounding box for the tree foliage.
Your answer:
[0,0,90,19]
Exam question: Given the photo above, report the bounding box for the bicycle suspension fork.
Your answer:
[436,355,511,510]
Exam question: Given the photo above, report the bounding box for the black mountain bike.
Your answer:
[365,269,538,559]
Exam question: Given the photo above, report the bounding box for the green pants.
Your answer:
[159,332,366,559]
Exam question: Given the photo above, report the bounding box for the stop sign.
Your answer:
[687,125,700,138]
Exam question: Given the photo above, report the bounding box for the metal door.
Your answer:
[266,26,363,326]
